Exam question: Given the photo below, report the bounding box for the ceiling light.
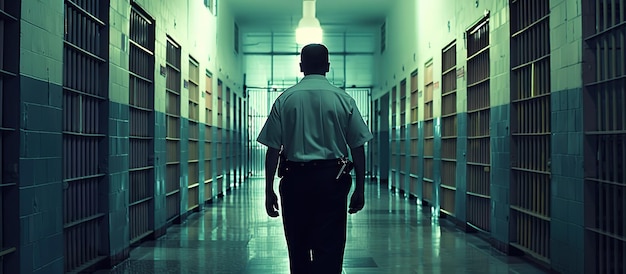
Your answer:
[296,0,323,45]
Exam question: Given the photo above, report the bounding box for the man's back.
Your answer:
[269,75,368,161]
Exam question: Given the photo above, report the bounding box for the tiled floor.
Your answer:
[97,178,549,274]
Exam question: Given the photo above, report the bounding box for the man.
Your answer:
[256,43,373,274]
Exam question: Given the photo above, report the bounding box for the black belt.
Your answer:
[284,158,342,169]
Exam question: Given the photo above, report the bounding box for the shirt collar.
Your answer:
[301,75,327,81]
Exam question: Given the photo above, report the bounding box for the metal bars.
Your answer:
[165,38,181,222]
[188,58,200,210]
[390,86,398,189]
[509,0,552,262]
[0,0,18,270]
[216,80,223,194]
[466,16,491,232]
[441,41,457,216]
[128,4,154,244]
[204,72,213,201]
[583,0,626,272]
[423,62,434,202]
[62,0,108,271]
[409,71,419,196]
[399,80,407,188]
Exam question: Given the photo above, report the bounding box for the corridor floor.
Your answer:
[98,178,549,274]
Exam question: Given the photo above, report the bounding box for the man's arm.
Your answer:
[265,147,281,217]
[348,145,366,214]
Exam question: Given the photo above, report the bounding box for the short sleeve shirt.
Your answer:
[256,75,373,161]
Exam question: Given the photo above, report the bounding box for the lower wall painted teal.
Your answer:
[490,104,511,246]
[19,75,65,274]
[550,88,584,274]
[454,112,468,223]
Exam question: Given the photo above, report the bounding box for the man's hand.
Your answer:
[348,190,364,214]
[265,191,280,217]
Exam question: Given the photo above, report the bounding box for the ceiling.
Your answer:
[226,0,395,89]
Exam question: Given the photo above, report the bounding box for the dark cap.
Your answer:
[300,43,329,66]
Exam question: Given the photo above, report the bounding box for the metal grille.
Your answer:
[188,58,200,210]
[247,88,281,176]
[371,99,380,179]
[128,5,154,244]
[0,0,18,270]
[62,0,108,271]
[216,81,223,194]
[390,86,398,189]
[441,41,457,216]
[466,16,491,232]
[225,87,231,188]
[399,80,407,190]
[165,38,181,222]
[204,72,213,200]
[409,71,419,196]
[582,0,626,272]
[345,88,371,176]
[423,61,434,202]
[510,0,551,262]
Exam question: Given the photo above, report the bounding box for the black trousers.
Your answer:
[279,163,351,274]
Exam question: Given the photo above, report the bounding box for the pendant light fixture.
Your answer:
[295,0,323,45]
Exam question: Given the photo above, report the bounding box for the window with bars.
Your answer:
[510,0,552,263]
[466,16,491,232]
[204,71,213,201]
[188,57,200,211]
[409,70,419,196]
[423,61,434,202]
[0,0,19,271]
[62,0,109,272]
[165,37,181,222]
[582,0,625,273]
[441,41,457,217]
[128,4,155,244]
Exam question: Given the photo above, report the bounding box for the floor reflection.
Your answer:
[97,177,548,274]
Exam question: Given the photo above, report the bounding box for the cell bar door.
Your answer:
[441,41,457,216]
[399,80,408,192]
[165,38,181,222]
[0,0,19,271]
[582,0,626,273]
[510,0,552,263]
[128,5,155,244]
[204,71,213,201]
[409,71,419,196]
[188,57,200,211]
[62,0,109,271]
[390,86,398,189]
[423,61,435,203]
[466,16,491,232]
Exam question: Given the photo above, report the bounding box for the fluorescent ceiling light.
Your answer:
[296,0,323,45]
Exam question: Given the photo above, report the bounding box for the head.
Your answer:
[299,43,330,76]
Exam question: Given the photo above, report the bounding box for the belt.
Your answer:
[284,158,341,168]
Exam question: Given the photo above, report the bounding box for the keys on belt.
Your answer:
[336,157,353,179]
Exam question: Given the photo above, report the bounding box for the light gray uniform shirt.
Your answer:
[257,75,373,162]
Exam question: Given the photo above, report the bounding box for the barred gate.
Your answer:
[582,0,626,272]
[128,4,155,244]
[165,38,181,222]
[510,0,552,262]
[247,88,370,176]
[465,16,491,232]
[62,0,109,271]
[423,62,435,203]
[440,41,457,216]
[0,0,19,271]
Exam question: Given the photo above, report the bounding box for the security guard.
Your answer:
[257,43,373,274]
